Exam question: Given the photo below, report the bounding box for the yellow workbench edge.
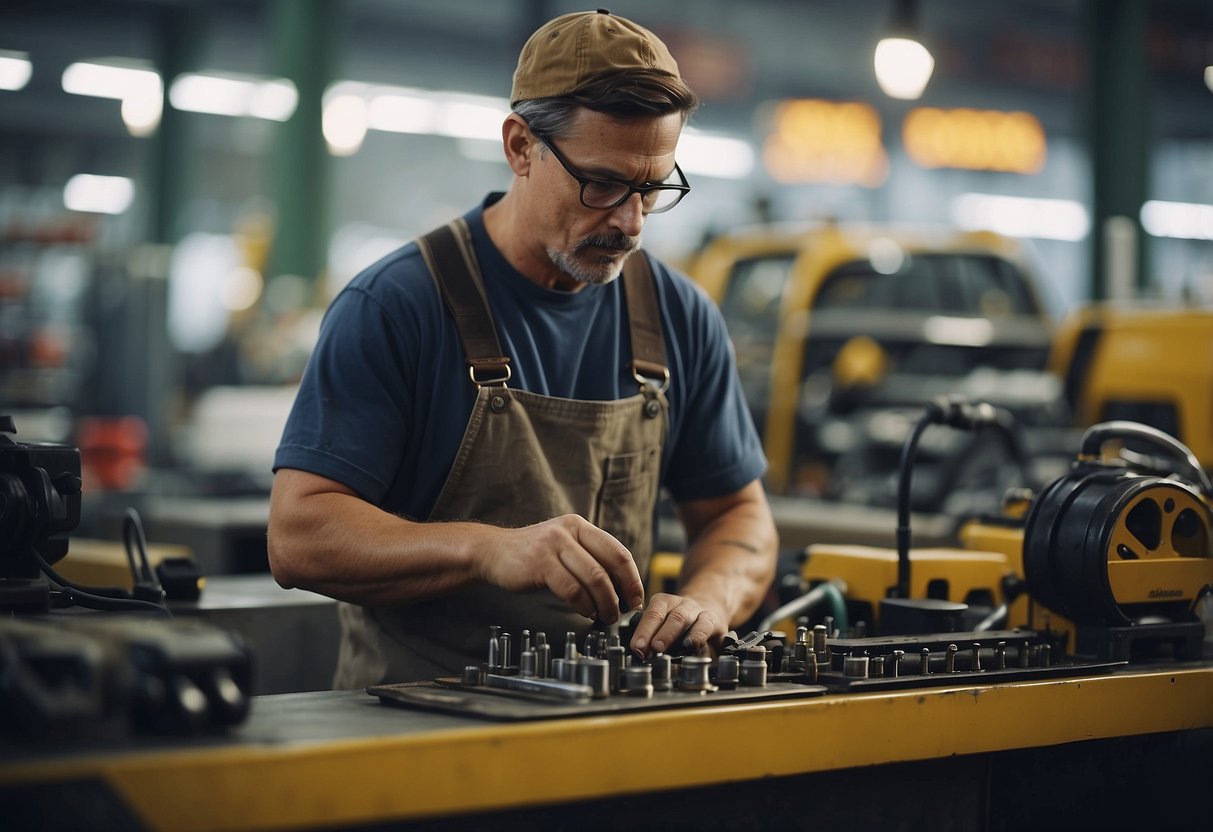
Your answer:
[3,666,1212,831]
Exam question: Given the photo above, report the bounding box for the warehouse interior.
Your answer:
[2,1,1213,829]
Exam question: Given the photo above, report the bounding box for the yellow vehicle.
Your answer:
[1048,304,1213,470]
[690,222,1060,513]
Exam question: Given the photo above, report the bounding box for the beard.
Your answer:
[547,231,641,287]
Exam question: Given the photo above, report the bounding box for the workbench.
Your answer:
[3,662,1211,831]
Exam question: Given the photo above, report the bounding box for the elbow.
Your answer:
[266,518,308,590]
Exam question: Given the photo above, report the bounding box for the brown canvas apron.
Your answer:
[334,219,669,687]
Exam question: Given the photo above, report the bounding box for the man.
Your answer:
[268,9,777,688]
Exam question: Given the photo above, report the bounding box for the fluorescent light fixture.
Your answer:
[368,93,437,133]
[62,60,159,100]
[345,83,506,141]
[323,93,369,155]
[874,37,935,100]
[63,174,135,215]
[435,100,503,141]
[678,130,754,179]
[170,72,297,121]
[62,60,162,135]
[325,79,755,178]
[951,192,1089,241]
[1141,200,1213,241]
[0,50,32,91]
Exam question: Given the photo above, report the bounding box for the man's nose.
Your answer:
[609,192,646,237]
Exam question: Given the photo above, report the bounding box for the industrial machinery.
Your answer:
[1012,419,1210,659]
[0,414,253,739]
[369,616,1110,720]
[1049,304,1213,468]
[373,399,1212,721]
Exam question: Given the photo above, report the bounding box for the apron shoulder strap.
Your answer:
[417,218,511,386]
[622,250,670,391]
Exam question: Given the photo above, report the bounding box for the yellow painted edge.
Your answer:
[3,668,1212,831]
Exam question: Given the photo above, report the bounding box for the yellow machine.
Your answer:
[688,222,1055,497]
[1049,304,1213,468]
[792,413,1213,661]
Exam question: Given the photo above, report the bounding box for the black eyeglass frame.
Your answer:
[534,131,691,214]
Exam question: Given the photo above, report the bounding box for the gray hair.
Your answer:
[512,68,699,141]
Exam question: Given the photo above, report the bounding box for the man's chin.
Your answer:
[550,250,628,286]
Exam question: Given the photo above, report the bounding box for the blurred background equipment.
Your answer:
[0,3,1212,828]
[0,414,255,739]
[0,413,83,611]
[3,0,1211,569]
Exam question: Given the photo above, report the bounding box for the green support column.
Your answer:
[1084,0,1150,301]
[131,7,202,465]
[269,0,337,285]
[147,7,200,245]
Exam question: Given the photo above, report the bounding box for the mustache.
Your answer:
[575,232,640,254]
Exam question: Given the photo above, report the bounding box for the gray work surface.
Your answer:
[171,573,339,695]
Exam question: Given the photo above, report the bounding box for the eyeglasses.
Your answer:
[535,132,690,214]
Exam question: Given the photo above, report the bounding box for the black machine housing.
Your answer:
[0,415,82,583]
[1022,420,1213,658]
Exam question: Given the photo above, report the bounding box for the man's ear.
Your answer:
[501,114,535,177]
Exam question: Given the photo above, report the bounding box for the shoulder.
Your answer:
[345,241,430,300]
[645,253,728,342]
[328,240,443,328]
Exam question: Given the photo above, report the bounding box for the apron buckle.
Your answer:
[469,360,512,387]
[632,362,670,394]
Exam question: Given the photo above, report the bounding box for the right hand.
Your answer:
[472,514,645,625]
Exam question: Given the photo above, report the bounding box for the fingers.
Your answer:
[572,521,646,613]
[497,516,644,624]
[629,593,725,658]
[551,520,644,625]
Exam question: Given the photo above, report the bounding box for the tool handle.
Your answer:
[1080,421,1212,494]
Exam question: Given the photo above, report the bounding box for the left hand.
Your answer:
[629,592,728,658]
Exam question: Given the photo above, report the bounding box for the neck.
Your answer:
[483,191,584,292]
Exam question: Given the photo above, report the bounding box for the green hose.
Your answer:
[815,580,848,635]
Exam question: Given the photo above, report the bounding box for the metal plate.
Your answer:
[816,660,1126,692]
[369,680,827,721]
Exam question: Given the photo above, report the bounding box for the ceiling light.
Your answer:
[62,60,163,136]
[62,59,159,100]
[63,174,135,215]
[434,99,503,141]
[1141,200,1213,241]
[951,193,1089,242]
[368,93,436,133]
[323,94,369,155]
[874,0,934,100]
[678,130,755,179]
[169,72,297,121]
[0,50,32,91]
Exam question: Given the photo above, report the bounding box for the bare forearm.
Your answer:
[630,481,777,657]
[678,499,777,627]
[267,468,645,622]
[268,488,487,605]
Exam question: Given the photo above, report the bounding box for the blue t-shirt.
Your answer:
[274,195,765,520]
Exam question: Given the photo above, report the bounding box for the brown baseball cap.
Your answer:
[510,9,682,106]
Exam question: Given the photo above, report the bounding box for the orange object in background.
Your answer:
[78,416,148,492]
